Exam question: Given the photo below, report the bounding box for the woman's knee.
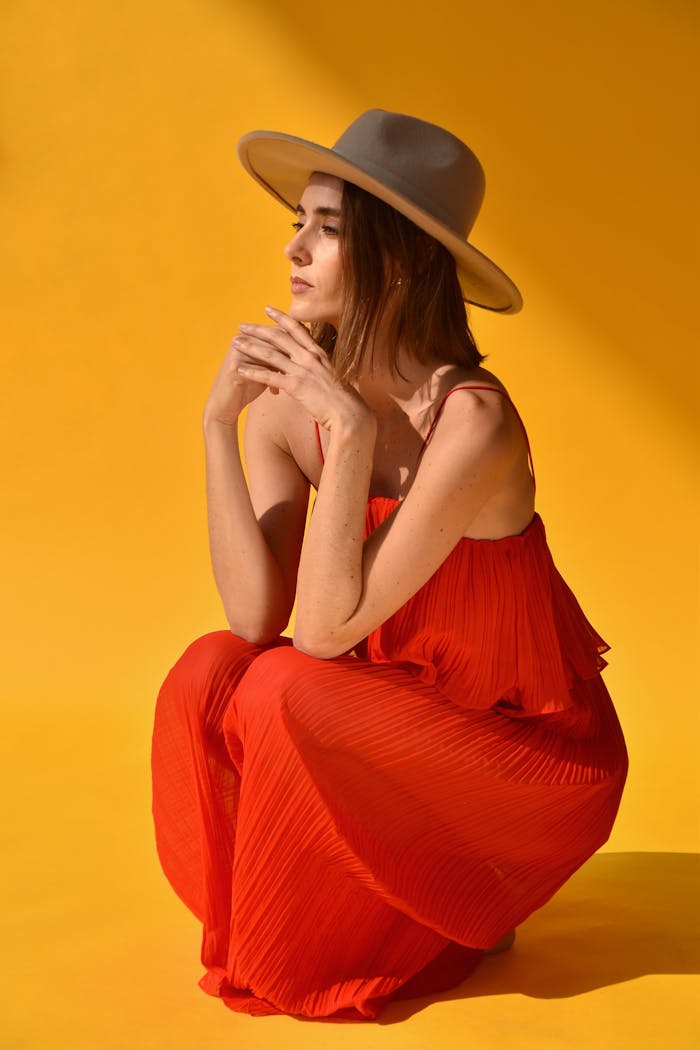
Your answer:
[155,630,263,728]
[226,645,320,727]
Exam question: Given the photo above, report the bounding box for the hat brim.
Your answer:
[238,130,522,314]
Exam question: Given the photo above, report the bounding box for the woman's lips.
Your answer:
[291,277,312,294]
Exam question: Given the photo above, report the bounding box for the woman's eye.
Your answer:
[291,220,338,236]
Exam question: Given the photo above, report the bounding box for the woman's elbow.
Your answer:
[233,626,279,646]
[292,629,347,661]
[225,609,289,647]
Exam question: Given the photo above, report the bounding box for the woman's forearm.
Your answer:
[293,413,377,655]
[204,418,290,642]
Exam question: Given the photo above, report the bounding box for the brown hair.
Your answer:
[311,181,484,382]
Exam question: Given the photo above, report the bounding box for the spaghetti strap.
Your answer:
[419,385,536,491]
[314,420,325,465]
[314,385,535,489]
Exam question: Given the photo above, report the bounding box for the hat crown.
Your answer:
[332,110,485,237]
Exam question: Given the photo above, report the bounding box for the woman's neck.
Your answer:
[354,348,473,422]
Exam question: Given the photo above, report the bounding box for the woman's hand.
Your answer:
[203,333,276,429]
[232,306,371,433]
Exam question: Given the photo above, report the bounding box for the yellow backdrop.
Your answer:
[2,2,698,1048]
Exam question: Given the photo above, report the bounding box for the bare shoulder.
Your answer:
[433,367,519,446]
[245,388,313,452]
[416,367,533,536]
[246,389,292,443]
[449,364,512,403]
[245,389,321,486]
[418,365,529,493]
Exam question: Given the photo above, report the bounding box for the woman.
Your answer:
[151,110,628,1020]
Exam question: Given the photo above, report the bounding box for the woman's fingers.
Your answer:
[232,335,291,374]
[231,306,350,421]
[232,333,327,379]
[263,305,320,350]
[237,307,330,368]
[235,362,289,399]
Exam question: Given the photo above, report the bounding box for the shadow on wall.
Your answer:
[382,851,700,1022]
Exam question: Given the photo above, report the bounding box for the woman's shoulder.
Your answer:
[424,364,530,470]
[427,366,517,440]
[247,388,324,487]
[442,364,511,398]
[416,368,534,537]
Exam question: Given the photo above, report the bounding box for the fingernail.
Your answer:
[264,305,277,315]
[239,323,252,331]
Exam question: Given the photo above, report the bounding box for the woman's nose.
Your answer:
[284,228,311,264]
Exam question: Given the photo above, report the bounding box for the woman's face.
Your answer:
[284,172,344,328]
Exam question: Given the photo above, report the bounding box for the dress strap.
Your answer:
[314,385,536,489]
[314,420,325,465]
[419,385,536,491]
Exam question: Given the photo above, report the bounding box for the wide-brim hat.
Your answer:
[237,109,522,314]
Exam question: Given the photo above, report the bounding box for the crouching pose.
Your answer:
[151,109,627,1020]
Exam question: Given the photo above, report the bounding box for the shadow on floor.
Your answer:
[382,851,700,1022]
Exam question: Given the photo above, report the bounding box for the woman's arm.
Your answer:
[231,310,377,644]
[233,309,522,659]
[293,409,377,647]
[203,342,310,643]
[294,390,518,657]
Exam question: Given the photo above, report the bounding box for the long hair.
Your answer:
[311,182,484,382]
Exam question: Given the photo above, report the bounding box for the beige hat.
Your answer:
[237,109,522,314]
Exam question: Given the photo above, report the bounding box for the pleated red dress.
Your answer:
[151,387,628,1020]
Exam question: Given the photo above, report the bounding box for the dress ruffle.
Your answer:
[362,500,608,716]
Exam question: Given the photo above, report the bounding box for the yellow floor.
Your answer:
[2,703,698,1050]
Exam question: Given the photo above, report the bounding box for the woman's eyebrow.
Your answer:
[294,204,342,218]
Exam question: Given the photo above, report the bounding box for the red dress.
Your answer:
[151,387,628,1019]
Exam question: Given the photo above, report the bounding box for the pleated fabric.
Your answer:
[151,498,628,1019]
